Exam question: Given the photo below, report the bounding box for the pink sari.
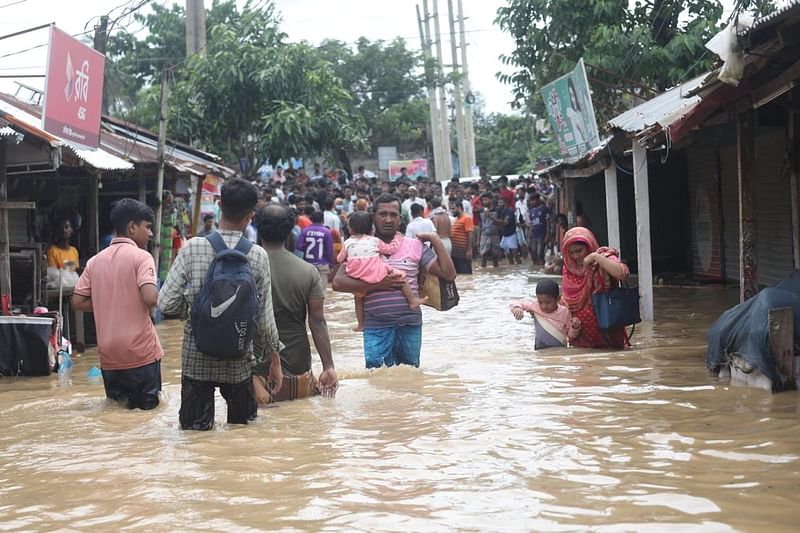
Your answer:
[561,227,629,349]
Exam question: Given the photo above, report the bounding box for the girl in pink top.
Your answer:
[510,279,581,349]
[338,212,427,331]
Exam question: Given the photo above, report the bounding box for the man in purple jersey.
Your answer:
[332,194,456,368]
[296,211,335,288]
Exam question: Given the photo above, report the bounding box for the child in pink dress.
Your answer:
[338,211,427,331]
[510,279,581,349]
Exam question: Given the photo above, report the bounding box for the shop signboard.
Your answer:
[41,26,106,148]
[540,58,600,158]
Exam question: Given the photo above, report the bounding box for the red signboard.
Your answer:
[41,26,105,148]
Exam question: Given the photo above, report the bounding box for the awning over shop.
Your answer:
[0,96,133,172]
[0,92,236,177]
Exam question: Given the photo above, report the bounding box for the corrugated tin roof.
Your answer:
[102,121,235,177]
[0,97,133,171]
[608,73,708,133]
[0,125,16,137]
[0,92,233,177]
[744,0,800,34]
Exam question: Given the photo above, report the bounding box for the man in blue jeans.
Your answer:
[332,194,456,368]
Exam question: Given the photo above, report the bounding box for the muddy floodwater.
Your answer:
[1,268,799,531]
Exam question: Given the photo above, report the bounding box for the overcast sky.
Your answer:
[0,0,517,114]
[0,0,770,117]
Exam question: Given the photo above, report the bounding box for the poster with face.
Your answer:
[540,58,600,158]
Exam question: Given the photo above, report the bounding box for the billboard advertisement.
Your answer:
[42,26,106,148]
[388,159,428,181]
[540,58,600,158]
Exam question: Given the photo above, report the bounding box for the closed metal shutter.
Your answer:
[688,147,723,280]
[719,144,739,283]
[755,128,794,286]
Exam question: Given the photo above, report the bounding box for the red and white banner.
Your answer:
[41,26,105,148]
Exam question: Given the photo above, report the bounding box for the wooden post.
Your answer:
[788,97,800,270]
[192,175,203,236]
[768,307,795,392]
[88,173,99,257]
[604,164,620,250]
[737,110,757,302]
[632,141,654,321]
[138,172,146,203]
[0,141,10,312]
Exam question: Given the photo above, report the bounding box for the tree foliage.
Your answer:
[495,0,726,121]
[105,1,431,167]
[105,1,367,171]
[317,37,427,150]
[168,5,366,172]
[474,110,536,175]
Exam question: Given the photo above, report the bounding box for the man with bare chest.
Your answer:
[429,196,452,255]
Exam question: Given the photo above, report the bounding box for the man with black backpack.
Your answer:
[158,178,283,430]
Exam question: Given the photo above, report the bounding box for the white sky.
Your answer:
[0,0,517,114]
[1,0,779,116]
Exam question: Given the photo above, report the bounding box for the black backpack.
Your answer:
[190,232,260,359]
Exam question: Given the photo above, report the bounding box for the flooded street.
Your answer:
[2,267,799,531]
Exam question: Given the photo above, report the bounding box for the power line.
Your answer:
[0,0,27,9]
[0,0,156,61]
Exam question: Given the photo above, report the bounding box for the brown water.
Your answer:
[1,267,799,531]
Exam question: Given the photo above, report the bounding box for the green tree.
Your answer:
[474,112,536,175]
[105,1,366,170]
[168,8,366,173]
[495,0,726,120]
[105,0,243,126]
[318,37,428,152]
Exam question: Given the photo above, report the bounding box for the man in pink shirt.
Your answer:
[72,199,163,410]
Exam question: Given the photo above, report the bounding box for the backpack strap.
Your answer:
[234,237,253,255]
[206,231,229,254]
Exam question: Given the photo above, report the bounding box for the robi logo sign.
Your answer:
[42,25,105,148]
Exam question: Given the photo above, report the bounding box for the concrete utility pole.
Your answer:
[632,142,654,321]
[185,0,207,56]
[92,15,109,115]
[447,0,467,178]
[417,3,444,181]
[432,0,453,180]
[456,0,476,175]
[604,164,620,250]
[152,68,170,280]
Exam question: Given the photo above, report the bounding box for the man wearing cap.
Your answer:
[401,185,426,223]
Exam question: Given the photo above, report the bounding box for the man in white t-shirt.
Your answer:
[322,196,342,233]
[405,203,436,239]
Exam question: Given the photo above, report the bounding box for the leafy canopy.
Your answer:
[495,0,725,121]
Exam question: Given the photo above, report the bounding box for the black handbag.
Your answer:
[592,283,641,332]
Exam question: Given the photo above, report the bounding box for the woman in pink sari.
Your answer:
[561,227,630,349]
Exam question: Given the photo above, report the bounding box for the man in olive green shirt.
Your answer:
[252,204,338,403]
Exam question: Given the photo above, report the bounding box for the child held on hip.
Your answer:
[338,211,428,331]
